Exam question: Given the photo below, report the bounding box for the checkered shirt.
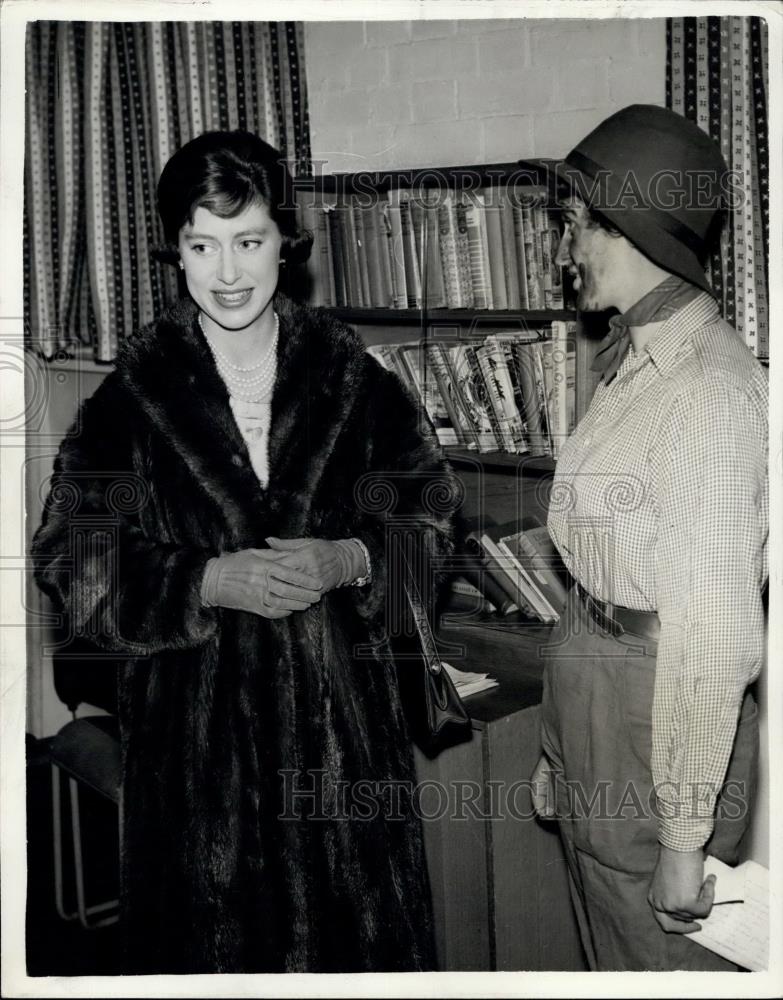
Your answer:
[548,293,769,851]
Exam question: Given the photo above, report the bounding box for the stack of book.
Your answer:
[367,324,577,459]
[297,185,570,312]
[453,520,571,625]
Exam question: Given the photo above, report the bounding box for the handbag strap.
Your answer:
[397,536,443,677]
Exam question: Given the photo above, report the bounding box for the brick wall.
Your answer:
[305,18,666,173]
[303,18,769,874]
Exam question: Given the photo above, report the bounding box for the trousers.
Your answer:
[540,591,759,971]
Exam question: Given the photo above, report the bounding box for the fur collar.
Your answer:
[114,294,368,546]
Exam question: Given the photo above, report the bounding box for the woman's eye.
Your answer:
[191,244,212,255]
[239,239,262,251]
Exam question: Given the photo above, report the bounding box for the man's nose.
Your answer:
[217,250,240,284]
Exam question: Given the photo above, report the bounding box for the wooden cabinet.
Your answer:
[414,619,586,971]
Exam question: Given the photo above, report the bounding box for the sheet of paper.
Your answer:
[690,857,769,971]
[442,662,499,699]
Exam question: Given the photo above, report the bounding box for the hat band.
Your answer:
[564,150,705,256]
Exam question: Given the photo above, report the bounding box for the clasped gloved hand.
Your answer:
[201,547,324,619]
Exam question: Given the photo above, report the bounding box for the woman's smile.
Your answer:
[212,288,253,308]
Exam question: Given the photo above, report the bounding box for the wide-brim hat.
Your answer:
[519,105,729,294]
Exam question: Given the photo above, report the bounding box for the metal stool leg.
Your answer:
[51,763,119,929]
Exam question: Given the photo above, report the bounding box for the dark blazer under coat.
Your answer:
[33,294,460,974]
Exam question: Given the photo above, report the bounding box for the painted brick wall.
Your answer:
[305,17,666,173]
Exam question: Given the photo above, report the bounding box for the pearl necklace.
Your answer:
[200,311,279,403]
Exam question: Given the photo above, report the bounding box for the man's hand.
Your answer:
[530,752,557,819]
[648,845,716,933]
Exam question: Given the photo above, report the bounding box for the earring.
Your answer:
[178,260,184,271]
[279,259,286,266]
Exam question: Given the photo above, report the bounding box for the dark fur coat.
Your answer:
[33,294,460,974]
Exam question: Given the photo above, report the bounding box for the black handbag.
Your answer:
[392,540,473,759]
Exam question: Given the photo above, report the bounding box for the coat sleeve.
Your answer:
[32,375,219,656]
[349,359,462,623]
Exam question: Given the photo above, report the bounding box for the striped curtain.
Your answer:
[24,21,312,362]
[667,16,769,359]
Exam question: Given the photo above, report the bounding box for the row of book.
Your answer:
[453,521,571,625]
[298,185,572,312]
[367,322,577,459]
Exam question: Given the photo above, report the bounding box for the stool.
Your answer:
[49,715,121,929]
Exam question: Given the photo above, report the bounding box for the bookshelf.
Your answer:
[297,161,592,969]
[298,160,602,476]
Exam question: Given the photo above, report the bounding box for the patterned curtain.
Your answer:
[667,16,769,359]
[24,21,312,362]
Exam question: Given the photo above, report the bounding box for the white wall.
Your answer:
[305,17,666,173]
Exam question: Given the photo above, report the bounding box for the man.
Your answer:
[525,105,768,971]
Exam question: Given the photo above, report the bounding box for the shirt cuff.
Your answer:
[657,814,715,852]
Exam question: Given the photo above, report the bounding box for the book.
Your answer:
[478,532,549,621]
[518,194,544,308]
[424,342,478,449]
[690,856,769,972]
[475,339,527,454]
[448,344,499,453]
[399,342,459,446]
[373,204,395,309]
[530,340,553,456]
[498,187,522,309]
[437,193,464,308]
[547,323,567,458]
[462,343,505,451]
[510,197,530,308]
[464,535,533,617]
[454,553,518,615]
[548,220,564,308]
[453,196,476,308]
[518,521,572,601]
[536,198,554,308]
[510,340,548,456]
[326,204,347,307]
[494,535,559,623]
[383,194,408,309]
[482,186,508,310]
[359,204,389,308]
[499,529,567,618]
[397,190,423,308]
[338,196,362,307]
[421,192,447,309]
[352,200,372,307]
[462,191,493,309]
[450,576,497,613]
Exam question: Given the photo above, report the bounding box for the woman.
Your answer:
[33,130,459,973]
[527,106,767,971]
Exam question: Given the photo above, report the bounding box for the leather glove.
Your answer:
[201,547,323,619]
[265,536,368,593]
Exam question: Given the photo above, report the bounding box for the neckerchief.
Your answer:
[590,275,703,384]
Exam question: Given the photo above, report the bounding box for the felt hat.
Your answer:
[519,104,730,294]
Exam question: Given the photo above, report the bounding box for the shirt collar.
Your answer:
[640,292,720,377]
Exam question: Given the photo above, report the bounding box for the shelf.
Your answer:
[299,159,560,196]
[330,307,577,326]
[446,448,555,475]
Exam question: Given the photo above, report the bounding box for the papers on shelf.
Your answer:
[442,661,499,699]
[689,856,769,972]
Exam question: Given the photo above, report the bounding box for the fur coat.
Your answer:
[33,294,460,974]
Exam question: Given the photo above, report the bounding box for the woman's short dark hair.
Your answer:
[155,130,312,265]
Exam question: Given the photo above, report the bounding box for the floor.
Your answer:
[25,734,122,977]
